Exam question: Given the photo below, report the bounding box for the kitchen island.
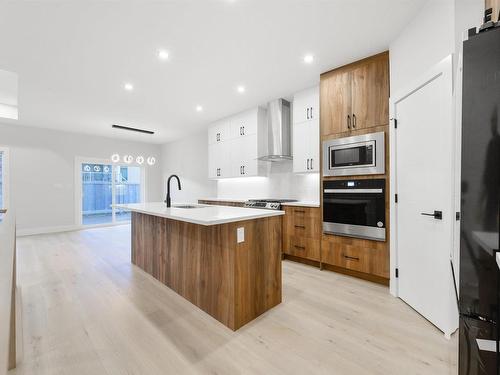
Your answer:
[115,202,284,330]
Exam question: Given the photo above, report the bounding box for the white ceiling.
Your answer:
[0,0,425,144]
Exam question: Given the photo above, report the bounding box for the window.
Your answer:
[79,160,143,226]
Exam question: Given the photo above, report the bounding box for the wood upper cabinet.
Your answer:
[321,51,389,136]
[351,56,389,130]
[320,70,351,136]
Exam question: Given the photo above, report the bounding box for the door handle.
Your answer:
[310,158,313,170]
[347,115,351,129]
[343,254,360,261]
[352,114,356,128]
[242,126,245,135]
[307,108,310,120]
[306,159,310,170]
[421,210,443,220]
[310,107,313,118]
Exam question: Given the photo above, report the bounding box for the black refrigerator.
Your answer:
[460,25,500,374]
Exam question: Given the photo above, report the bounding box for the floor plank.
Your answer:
[10,225,457,375]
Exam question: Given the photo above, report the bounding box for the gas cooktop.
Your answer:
[244,199,298,210]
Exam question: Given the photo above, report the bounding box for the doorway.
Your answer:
[76,158,145,226]
[390,55,459,337]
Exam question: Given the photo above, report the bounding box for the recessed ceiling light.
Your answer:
[196,105,203,112]
[237,85,246,94]
[124,82,134,91]
[303,54,314,64]
[157,49,169,61]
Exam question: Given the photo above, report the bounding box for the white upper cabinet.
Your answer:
[208,120,229,145]
[208,107,267,179]
[292,86,320,173]
[230,109,258,138]
[292,86,319,124]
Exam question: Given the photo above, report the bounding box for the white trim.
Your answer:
[389,55,458,337]
[16,221,130,237]
[0,146,10,210]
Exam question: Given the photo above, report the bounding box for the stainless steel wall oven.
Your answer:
[323,179,386,241]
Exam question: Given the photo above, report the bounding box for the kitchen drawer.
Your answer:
[284,236,320,262]
[283,206,321,239]
[321,237,389,278]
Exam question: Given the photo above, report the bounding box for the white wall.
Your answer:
[0,123,162,233]
[217,162,320,202]
[390,0,456,95]
[160,130,216,203]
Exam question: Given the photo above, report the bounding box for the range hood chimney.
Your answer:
[259,98,292,162]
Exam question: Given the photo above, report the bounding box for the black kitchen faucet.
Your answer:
[165,174,181,207]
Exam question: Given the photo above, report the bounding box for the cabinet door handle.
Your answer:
[310,158,313,170]
[352,114,356,128]
[242,126,245,135]
[294,245,306,250]
[306,158,310,170]
[310,107,313,119]
[347,115,351,129]
[294,209,305,214]
[294,225,306,229]
[240,166,243,174]
[343,254,360,261]
[239,126,242,135]
[306,108,310,120]
[243,165,245,174]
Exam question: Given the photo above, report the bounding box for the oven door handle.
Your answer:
[323,188,383,194]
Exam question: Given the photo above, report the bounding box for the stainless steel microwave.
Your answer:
[322,132,385,177]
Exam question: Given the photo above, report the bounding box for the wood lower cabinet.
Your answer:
[321,235,389,280]
[283,206,321,262]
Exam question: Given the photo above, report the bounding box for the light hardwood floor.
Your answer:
[11,225,457,375]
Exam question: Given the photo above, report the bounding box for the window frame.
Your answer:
[74,156,146,228]
[0,146,10,210]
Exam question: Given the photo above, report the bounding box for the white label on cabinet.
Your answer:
[237,227,245,243]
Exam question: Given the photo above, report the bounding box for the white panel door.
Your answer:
[293,122,310,173]
[394,58,457,335]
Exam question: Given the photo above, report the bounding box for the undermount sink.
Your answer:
[172,204,200,209]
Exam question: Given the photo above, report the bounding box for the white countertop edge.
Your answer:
[281,201,320,208]
[114,203,284,226]
[197,197,248,203]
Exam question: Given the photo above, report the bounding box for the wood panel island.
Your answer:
[115,202,284,331]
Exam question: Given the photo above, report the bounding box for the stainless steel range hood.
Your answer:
[258,98,292,162]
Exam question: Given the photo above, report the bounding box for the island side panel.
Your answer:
[231,216,283,329]
[131,212,235,329]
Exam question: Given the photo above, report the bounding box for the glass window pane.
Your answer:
[115,166,141,222]
[82,163,113,225]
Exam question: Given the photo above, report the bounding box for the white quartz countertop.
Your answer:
[281,201,320,208]
[114,202,284,226]
[198,197,248,203]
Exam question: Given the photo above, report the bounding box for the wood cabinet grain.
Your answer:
[131,212,282,331]
[320,70,352,136]
[320,51,389,137]
[283,206,321,262]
